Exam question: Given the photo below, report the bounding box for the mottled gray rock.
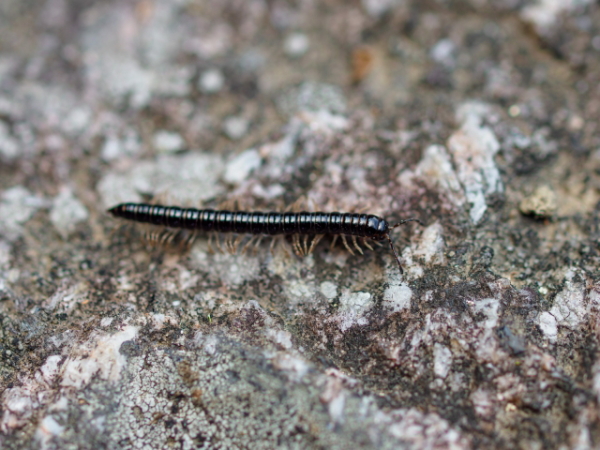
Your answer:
[1,0,600,449]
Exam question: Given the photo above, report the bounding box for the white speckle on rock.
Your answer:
[547,269,586,329]
[1,386,35,432]
[223,148,262,184]
[521,0,592,34]
[38,355,63,385]
[44,283,88,312]
[266,329,293,350]
[413,222,445,265]
[384,282,412,313]
[0,119,19,160]
[100,317,114,327]
[100,131,141,162]
[272,353,309,382]
[60,326,138,390]
[319,281,338,300]
[0,186,46,242]
[203,335,218,355]
[471,388,495,418]
[335,291,373,332]
[153,130,185,154]
[433,343,453,379]
[150,313,177,330]
[50,188,89,239]
[97,152,225,207]
[361,0,396,17]
[471,297,501,361]
[277,81,347,116]
[430,39,456,67]
[62,106,92,136]
[538,311,558,343]
[447,101,502,223]
[386,408,470,448]
[299,110,349,134]
[223,116,249,140]
[283,32,309,57]
[36,415,64,445]
[198,68,225,94]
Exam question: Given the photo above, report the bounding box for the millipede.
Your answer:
[108,203,421,274]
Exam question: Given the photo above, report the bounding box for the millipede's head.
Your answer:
[366,216,389,241]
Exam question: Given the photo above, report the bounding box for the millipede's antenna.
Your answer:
[388,218,423,275]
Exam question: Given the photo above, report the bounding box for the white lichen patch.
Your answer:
[538,269,586,342]
[447,101,502,223]
[36,415,65,448]
[0,119,19,160]
[319,281,338,300]
[385,408,470,448]
[223,148,262,184]
[271,353,309,382]
[44,282,88,312]
[60,326,138,390]
[412,221,446,265]
[471,297,501,362]
[400,144,466,210]
[152,130,185,154]
[49,188,89,239]
[320,375,346,424]
[333,290,374,332]
[265,329,293,350]
[433,343,453,379]
[37,355,63,386]
[190,248,261,287]
[97,152,225,208]
[521,0,593,34]
[538,312,558,343]
[1,386,36,433]
[383,281,412,313]
[471,388,495,418]
[0,186,46,242]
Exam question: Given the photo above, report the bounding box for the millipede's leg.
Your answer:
[253,235,264,255]
[280,236,291,257]
[214,233,224,254]
[240,236,255,255]
[341,235,355,255]
[269,236,279,255]
[308,234,323,254]
[288,196,307,213]
[363,239,374,251]
[207,233,215,254]
[302,235,310,256]
[232,234,244,254]
[352,236,363,255]
[181,231,197,251]
[163,230,178,245]
[330,235,339,250]
[292,234,302,256]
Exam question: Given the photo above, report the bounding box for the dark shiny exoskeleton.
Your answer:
[108,202,420,274]
[108,203,390,240]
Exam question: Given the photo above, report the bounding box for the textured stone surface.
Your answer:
[1,0,600,448]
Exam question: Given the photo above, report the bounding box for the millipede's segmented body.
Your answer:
[109,203,391,240]
[108,202,419,274]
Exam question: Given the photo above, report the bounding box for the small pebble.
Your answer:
[519,185,557,218]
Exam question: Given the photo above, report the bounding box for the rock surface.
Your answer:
[1,0,600,448]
